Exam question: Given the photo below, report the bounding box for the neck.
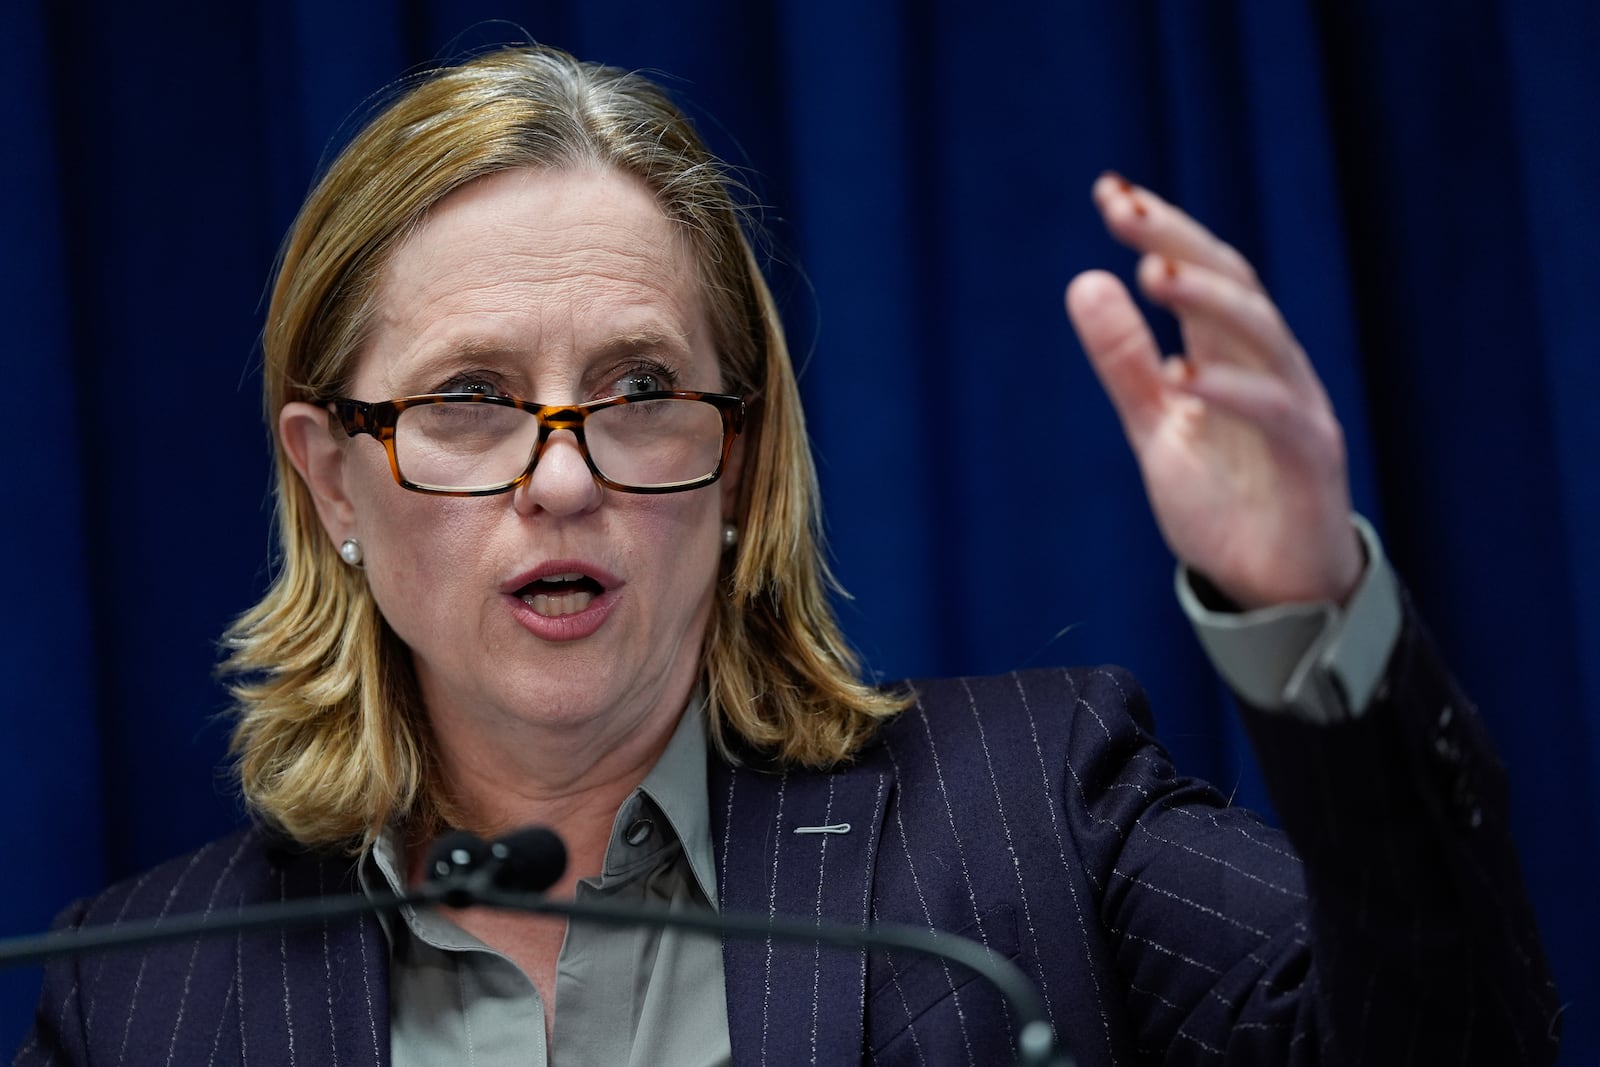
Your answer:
[412,686,693,895]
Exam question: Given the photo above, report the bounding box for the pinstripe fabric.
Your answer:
[15,603,1559,1064]
[17,833,390,1067]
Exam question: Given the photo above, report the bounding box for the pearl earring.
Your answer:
[338,538,364,567]
[722,523,739,550]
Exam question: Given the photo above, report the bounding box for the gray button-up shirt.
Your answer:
[361,697,731,1066]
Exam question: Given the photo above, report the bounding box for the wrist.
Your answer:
[1194,519,1367,612]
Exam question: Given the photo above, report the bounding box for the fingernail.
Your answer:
[1163,357,1194,384]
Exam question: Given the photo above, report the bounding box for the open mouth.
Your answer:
[515,572,605,618]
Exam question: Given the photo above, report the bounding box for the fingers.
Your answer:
[1073,177,1331,444]
[1091,173,1315,386]
[1092,172,1259,291]
[1133,252,1315,384]
[1168,361,1300,440]
[1064,269,1166,447]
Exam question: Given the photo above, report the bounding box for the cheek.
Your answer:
[625,495,724,614]
[370,504,486,575]
[350,477,492,633]
[346,442,474,555]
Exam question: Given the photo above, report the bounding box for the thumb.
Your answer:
[1065,269,1166,448]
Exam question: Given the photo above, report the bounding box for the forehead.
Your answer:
[358,165,711,393]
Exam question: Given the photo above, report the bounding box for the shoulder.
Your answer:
[65,823,358,931]
[27,828,386,1067]
[856,666,1179,833]
[874,665,1159,755]
[905,665,1150,708]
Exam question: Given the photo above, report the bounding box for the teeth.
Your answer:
[521,590,594,618]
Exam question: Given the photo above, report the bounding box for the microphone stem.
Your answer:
[0,884,446,968]
[478,887,1072,1067]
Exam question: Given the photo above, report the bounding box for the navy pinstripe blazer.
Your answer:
[16,605,1559,1065]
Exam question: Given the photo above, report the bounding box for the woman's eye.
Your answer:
[440,376,503,397]
[615,372,664,396]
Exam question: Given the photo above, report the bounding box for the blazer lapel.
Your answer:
[711,753,893,1066]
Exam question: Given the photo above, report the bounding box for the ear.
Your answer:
[279,401,356,541]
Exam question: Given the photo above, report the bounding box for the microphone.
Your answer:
[427,829,492,905]
[424,826,566,905]
[484,825,567,892]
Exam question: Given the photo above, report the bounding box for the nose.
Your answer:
[512,429,603,517]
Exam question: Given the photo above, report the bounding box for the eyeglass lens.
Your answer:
[392,398,727,492]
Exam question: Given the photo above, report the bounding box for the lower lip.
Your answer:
[504,587,619,641]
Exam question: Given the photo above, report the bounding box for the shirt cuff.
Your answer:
[1174,515,1402,723]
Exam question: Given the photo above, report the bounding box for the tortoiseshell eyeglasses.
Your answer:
[327,390,745,496]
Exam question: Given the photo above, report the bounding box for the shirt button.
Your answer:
[625,817,655,847]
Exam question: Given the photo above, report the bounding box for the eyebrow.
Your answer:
[379,326,702,393]
[590,328,695,358]
[379,339,526,393]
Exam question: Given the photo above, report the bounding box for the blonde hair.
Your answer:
[223,44,908,850]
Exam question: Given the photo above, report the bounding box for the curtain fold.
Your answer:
[0,0,106,1029]
[5,1,1594,1058]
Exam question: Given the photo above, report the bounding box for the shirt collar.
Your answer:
[626,684,717,909]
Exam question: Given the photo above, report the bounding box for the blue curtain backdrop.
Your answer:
[3,0,1596,1058]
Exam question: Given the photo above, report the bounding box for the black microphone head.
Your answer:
[489,826,567,892]
[426,830,490,883]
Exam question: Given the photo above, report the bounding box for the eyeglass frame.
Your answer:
[326,389,746,496]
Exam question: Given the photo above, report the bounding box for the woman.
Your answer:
[16,44,1556,1066]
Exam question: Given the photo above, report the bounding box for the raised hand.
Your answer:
[1065,173,1364,610]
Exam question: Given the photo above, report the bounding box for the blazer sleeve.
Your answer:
[1074,595,1560,1064]
[1240,590,1560,1063]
